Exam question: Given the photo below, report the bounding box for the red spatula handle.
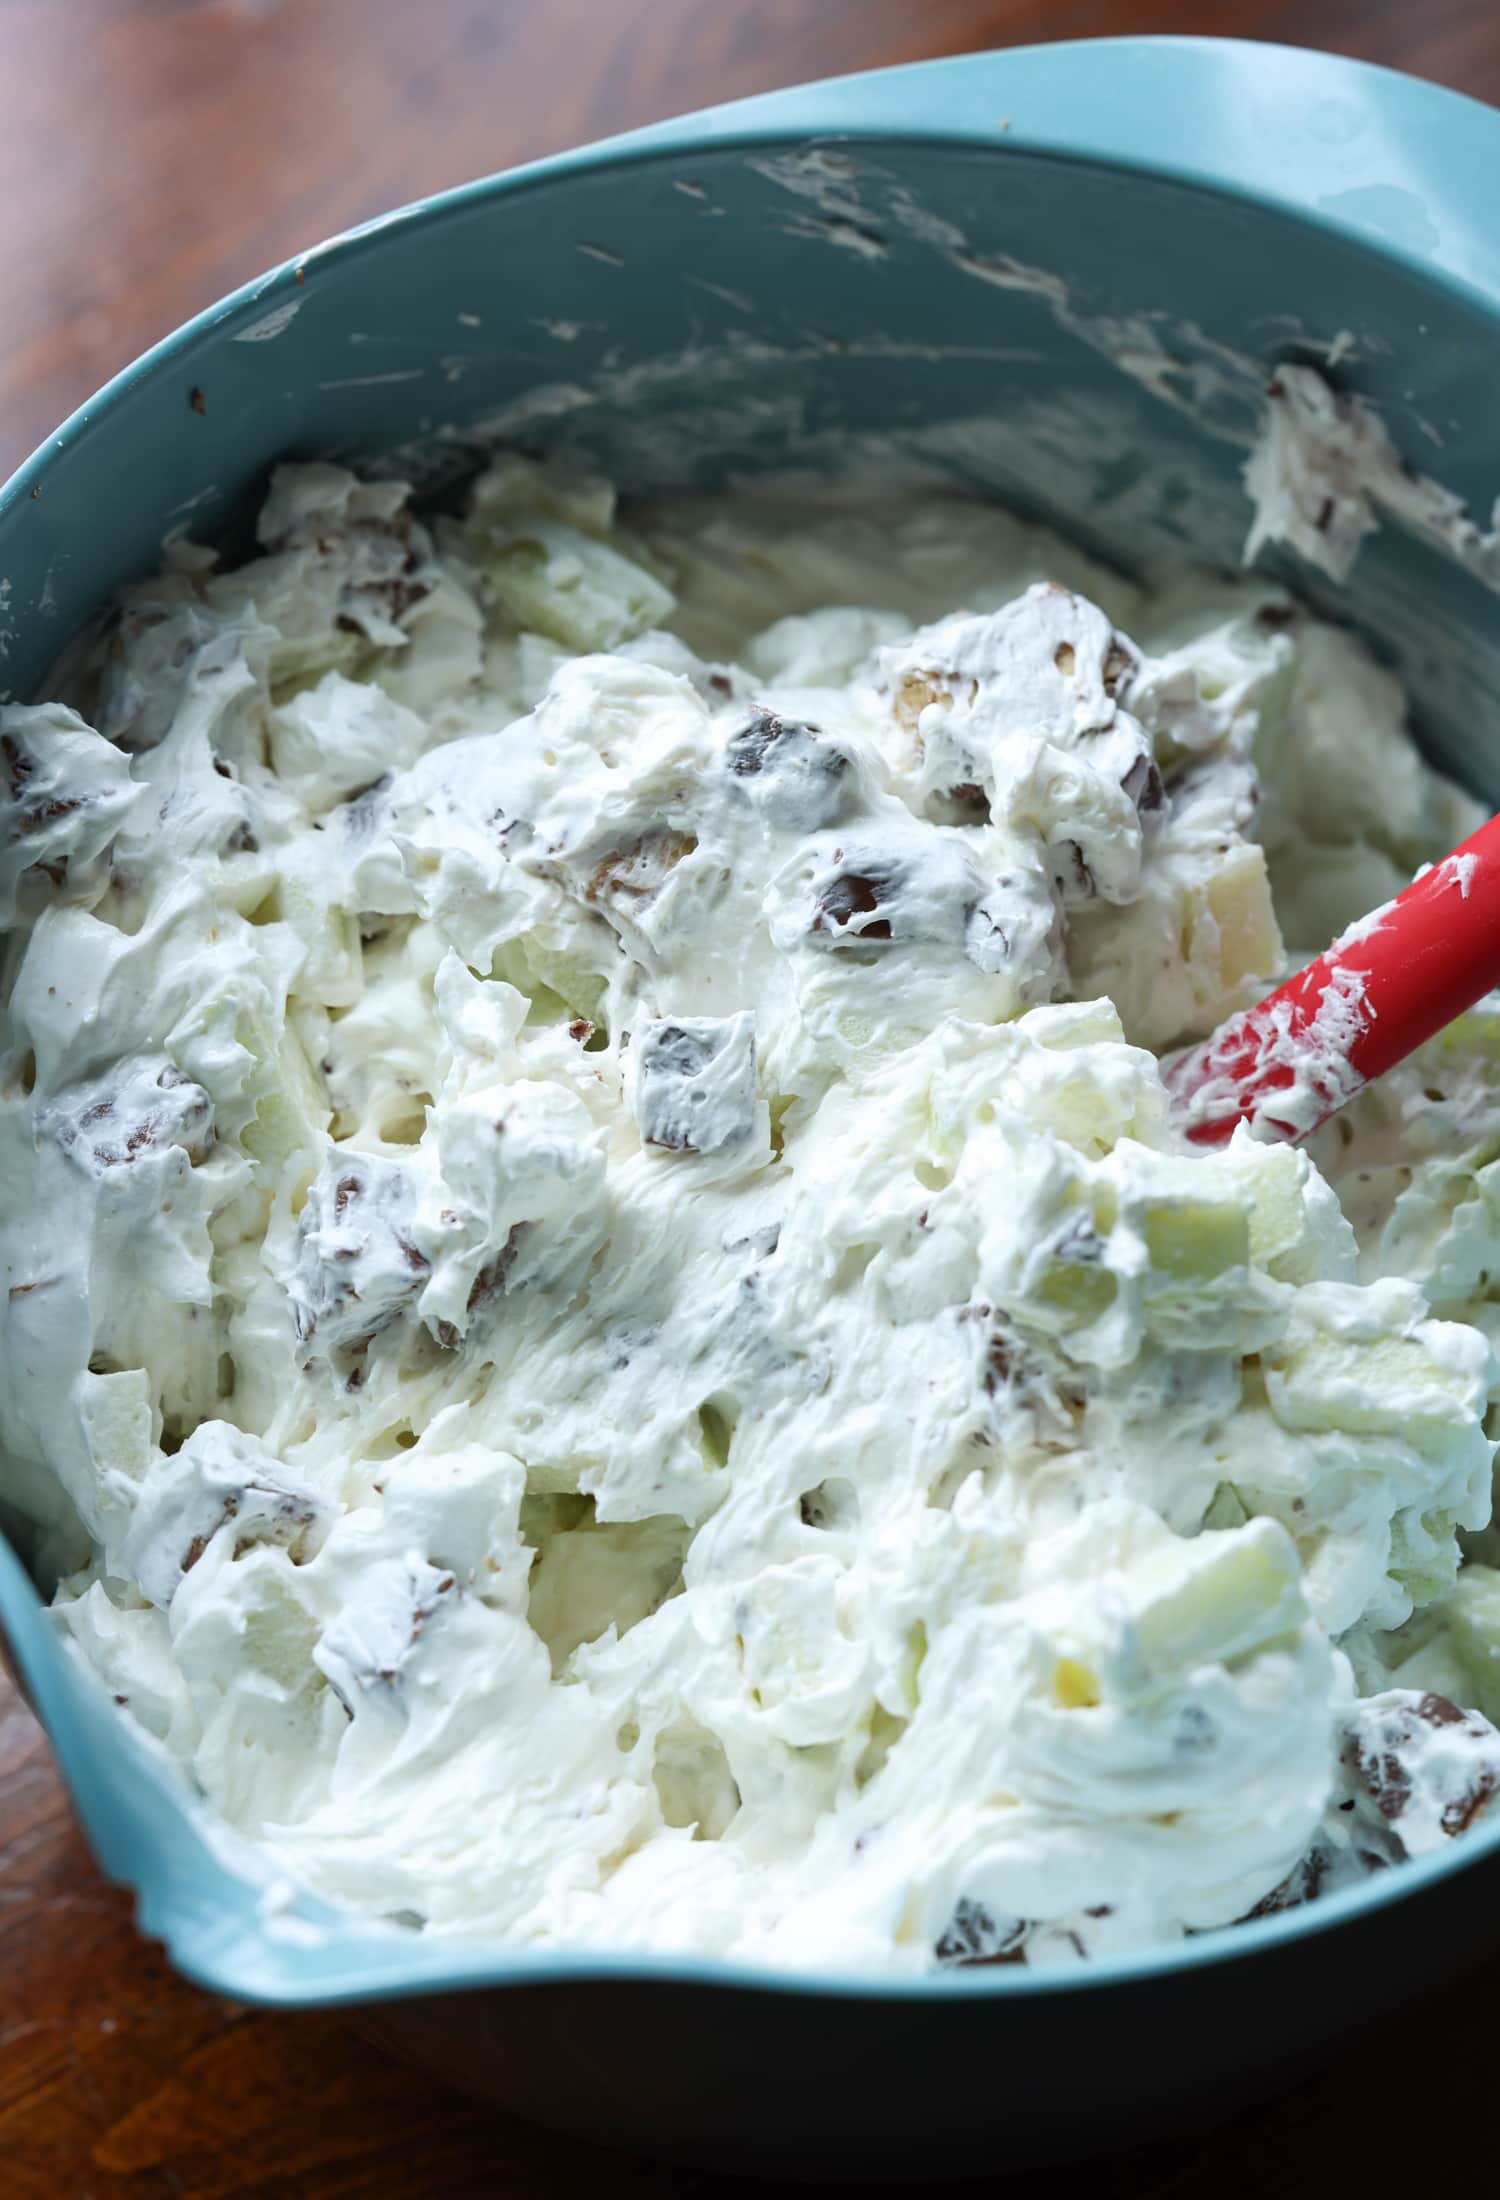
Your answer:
[1166,812,1500,1147]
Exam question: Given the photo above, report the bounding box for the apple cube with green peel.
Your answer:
[263,625,367,697]
[79,1366,155,1487]
[1201,1481,1251,1530]
[1265,1281,1494,1464]
[893,1619,928,1715]
[1109,1161,1285,1348]
[498,935,608,1028]
[275,875,363,1011]
[1143,1197,1251,1282]
[1222,1137,1356,1285]
[1201,842,1283,995]
[484,521,675,652]
[1038,1059,1168,1157]
[950,1002,1170,1157]
[1445,1564,1500,1725]
[241,1024,331,1168]
[466,454,618,541]
[1018,1199,1120,1336]
[1034,1256,1118,1327]
[1387,1503,1468,1614]
[1130,1517,1305,1678]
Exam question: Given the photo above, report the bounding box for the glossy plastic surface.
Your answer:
[5,37,1500,2176]
[1172,810,1500,1143]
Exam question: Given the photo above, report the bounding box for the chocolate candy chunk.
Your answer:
[934,781,992,826]
[585,828,697,906]
[1101,636,1137,698]
[121,1425,333,1610]
[465,1224,524,1316]
[317,508,437,640]
[724,707,850,829]
[725,708,799,776]
[814,867,895,941]
[1340,1690,1500,1846]
[43,1059,214,1175]
[89,604,227,755]
[315,1555,457,1710]
[1121,750,1165,816]
[1241,1843,1331,1919]
[1048,838,1096,902]
[0,732,34,799]
[892,669,977,734]
[0,705,143,918]
[334,773,393,844]
[288,1152,429,1364]
[933,1897,1026,1967]
[187,1482,324,1577]
[1050,1213,1105,1264]
[628,1012,757,1155]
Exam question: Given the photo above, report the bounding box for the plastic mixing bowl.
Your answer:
[5,36,1500,2179]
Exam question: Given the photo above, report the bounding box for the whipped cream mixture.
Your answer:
[5,457,1500,1972]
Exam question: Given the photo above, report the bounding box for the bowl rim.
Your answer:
[7,32,1500,2008]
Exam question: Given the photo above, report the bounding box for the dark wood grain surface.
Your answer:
[6,2,1500,2193]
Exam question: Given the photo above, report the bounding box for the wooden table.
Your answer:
[5,3,1500,2192]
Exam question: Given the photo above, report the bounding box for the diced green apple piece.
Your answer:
[1446,1564,1500,1724]
[1144,1198,1250,1282]
[1202,844,1282,995]
[1132,1520,1304,1675]
[242,1025,330,1167]
[485,521,675,651]
[1035,1260,1117,1325]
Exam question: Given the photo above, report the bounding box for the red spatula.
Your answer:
[1165,812,1500,1147]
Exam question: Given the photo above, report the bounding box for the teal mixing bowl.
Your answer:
[5,36,1500,2179]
